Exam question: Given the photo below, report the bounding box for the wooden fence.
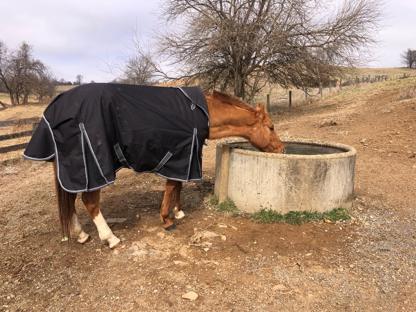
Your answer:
[0,117,39,155]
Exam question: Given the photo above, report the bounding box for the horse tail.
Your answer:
[53,160,74,240]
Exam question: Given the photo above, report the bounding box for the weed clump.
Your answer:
[252,208,350,225]
[208,195,239,215]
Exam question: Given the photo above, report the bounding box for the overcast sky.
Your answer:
[1,0,415,82]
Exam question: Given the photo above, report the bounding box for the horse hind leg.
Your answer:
[160,180,178,230]
[81,190,120,248]
[56,188,89,244]
[172,181,185,220]
[70,212,90,244]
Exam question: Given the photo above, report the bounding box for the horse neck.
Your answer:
[206,96,257,140]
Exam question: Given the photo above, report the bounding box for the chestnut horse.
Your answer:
[56,91,284,248]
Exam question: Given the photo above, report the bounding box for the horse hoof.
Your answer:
[163,223,176,231]
[174,210,186,220]
[77,231,90,244]
[107,235,121,249]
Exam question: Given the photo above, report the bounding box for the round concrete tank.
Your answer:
[214,139,356,213]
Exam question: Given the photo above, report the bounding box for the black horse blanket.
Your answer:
[24,83,209,193]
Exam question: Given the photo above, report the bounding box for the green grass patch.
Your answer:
[217,198,239,214]
[209,195,239,215]
[209,195,219,207]
[252,208,350,225]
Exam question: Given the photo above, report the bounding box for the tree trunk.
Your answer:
[234,74,245,100]
[8,92,16,106]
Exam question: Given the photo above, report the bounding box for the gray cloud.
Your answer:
[0,0,163,82]
[0,0,414,82]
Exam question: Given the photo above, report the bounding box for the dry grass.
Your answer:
[55,84,75,93]
[0,101,46,121]
[349,67,416,77]
[0,124,34,162]
[253,67,416,110]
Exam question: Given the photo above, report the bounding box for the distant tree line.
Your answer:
[0,41,55,105]
[401,49,416,69]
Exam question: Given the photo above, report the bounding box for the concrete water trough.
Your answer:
[214,139,357,213]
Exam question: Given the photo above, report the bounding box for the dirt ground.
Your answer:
[1,78,416,311]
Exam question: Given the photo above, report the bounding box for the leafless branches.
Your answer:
[0,41,55,105]
[401,49,416,69]
[159,0,381,100]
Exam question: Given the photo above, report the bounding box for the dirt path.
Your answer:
[1,79,416,311]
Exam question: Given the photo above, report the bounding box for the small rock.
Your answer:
[157,232,166,239]
[146,226,159,233]
[182,291,198,301]
[359,138,368,146]
[272,284,288,292]
[221,235,227,241]
[179,246,190,258]
[202,260,219,266]
[107,218,127,224]
[318,119,338,127]
[190,230,220,245]
[218,224,228,228]
[173,260,188,266]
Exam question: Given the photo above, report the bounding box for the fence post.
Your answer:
[288,90,292,111]
[266,94,270,113]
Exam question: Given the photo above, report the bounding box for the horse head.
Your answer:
[206,91,285,153]
[249,103,285,153]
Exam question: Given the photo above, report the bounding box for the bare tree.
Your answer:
[118,41,158,85]
[75,74,83,85]
[121,53,157,85]
[0,41,14,104]
[34,70,55,102]
[160,0,381,100]
[401,49,416,69]
[0,41,53,105]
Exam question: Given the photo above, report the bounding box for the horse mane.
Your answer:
[211,90,255,112]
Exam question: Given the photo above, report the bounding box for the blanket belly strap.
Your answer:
[153,151,173,172]
[113,143,130,168]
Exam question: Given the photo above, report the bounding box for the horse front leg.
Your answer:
[160,180,181,230]
[81,190,120,248]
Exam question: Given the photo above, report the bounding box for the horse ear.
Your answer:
[255,103,266,119]
[212,90,221,97]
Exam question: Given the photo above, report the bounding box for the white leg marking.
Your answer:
[174,206,185,220]
[71,213,90,244]
[93,212,120,248]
